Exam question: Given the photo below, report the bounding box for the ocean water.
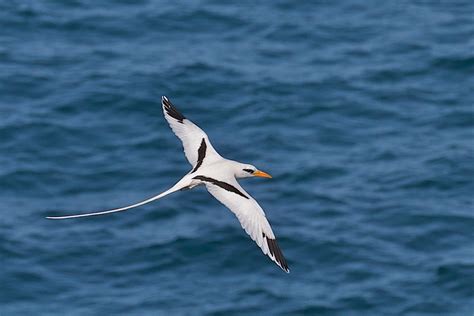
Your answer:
[1,1,473,315]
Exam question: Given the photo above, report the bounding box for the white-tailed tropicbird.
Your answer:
[47,96,289,273]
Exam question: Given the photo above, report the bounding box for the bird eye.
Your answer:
[243,168,254,174]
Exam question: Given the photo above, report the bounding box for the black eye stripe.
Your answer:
[243,169,254,173]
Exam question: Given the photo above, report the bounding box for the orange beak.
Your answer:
[253,170,272,178]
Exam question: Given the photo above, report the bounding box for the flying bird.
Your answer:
[47,96,289,273]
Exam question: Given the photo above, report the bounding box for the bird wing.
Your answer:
[162,96,222,172]
[198,176,289,272]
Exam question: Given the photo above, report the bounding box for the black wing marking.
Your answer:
[162,96,185,123]
[193,176,249,199]
[191,138,207,173]
[263,232,289,272]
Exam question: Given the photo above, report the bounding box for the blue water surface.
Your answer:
[1,1,473,315]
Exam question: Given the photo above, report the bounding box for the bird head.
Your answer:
[236,164,272,179]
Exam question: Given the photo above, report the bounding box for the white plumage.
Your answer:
[47,96,289,273]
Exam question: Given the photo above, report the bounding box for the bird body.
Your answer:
[47,96,289,273]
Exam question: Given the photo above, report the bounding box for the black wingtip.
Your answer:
[162,96,185,123]
[161,95,171,107]
[263,233,290,273]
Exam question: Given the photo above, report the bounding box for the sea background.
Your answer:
[1,1,473,315]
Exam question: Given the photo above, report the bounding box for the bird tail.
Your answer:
[46,177,191,220]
